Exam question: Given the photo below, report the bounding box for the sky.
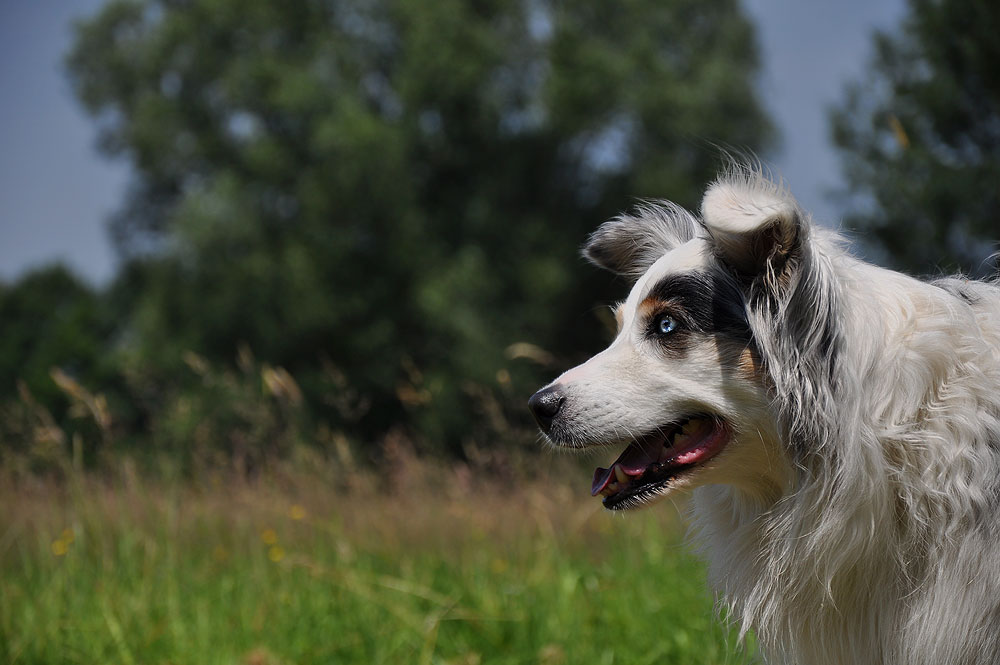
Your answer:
[742,0,906,224]
[0,0,906,286]
[0,1,127,285]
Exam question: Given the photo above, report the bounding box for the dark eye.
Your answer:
[657,314,678,335]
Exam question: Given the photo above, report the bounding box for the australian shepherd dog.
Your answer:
[529,167,1000,664]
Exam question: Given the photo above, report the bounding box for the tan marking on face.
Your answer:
[638,296,655,315]
[737,345,765,382]
[613,304,625,333]
[638,296,671,319]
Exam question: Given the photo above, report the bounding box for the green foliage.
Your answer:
[0,266,109,406]
[831,0,1000,276]
[0,267,122,469]
[147,350,312,474]
[13,0,774,459]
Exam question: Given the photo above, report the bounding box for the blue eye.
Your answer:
[658,315,677,335]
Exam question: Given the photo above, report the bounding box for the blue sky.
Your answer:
[0,0,905,286]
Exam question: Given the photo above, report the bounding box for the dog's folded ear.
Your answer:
[701,176,805,280]
[582,202,700,279]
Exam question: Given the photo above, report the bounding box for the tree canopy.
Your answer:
[832,0,1000,276]
[35,0,774,459]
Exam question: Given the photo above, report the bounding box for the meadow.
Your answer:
[1,452,751,665]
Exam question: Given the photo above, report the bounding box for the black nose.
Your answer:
[528,386,565,432]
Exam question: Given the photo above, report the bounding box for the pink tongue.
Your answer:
[590,440,661,496]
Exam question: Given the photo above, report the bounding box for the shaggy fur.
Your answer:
[531,167,1000,664]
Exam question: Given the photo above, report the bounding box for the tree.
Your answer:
[831,0,1000,276]
[0,266,122,465]
[67,0,773,453]
[0,266,111,407]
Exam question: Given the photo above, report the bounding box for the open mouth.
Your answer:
[591,416,729,510]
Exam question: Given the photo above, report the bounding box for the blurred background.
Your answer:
[2,0,997,663]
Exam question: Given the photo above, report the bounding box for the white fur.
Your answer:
[541,167,1000,664]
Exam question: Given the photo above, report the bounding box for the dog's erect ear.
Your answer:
[583,202,700,279]
[700,175,806,280]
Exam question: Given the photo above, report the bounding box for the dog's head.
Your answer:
[530,173,809,510]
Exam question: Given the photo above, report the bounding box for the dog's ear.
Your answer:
[582,202,700,279]
[701,176,805,281]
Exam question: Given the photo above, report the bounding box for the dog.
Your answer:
[528,167,1000,665]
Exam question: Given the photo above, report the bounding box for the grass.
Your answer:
[0,453,751,664]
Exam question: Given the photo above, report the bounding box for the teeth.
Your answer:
[606,481,620,493]
[614,465,628,483]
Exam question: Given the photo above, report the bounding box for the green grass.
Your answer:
[1,460,750,664]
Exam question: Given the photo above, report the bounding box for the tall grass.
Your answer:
[1,453,751,664]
